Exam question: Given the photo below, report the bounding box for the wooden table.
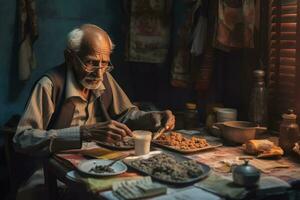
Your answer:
[43,140,300,200]
[44,157,101,200]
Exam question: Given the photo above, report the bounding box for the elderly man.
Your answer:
[13,24,175,199]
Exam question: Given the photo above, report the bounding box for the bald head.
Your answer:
[66,24,114,56]
[65,24,115,90]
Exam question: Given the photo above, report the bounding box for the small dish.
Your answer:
[77,159,127,177]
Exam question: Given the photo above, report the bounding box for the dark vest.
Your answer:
[42,64,112,129]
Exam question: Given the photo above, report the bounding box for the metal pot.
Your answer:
[211,121,267,144]
[232,159,260,187]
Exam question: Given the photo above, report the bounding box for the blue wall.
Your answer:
[0,0,190,125]
[0,0,18,124]
[0,0,128,125]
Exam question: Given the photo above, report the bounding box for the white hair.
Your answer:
[66,26,115,53]
[66,28,84,53]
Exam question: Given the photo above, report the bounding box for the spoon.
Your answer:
[152,127,166,140]
[90,154,129,173]
[106,154,128,168]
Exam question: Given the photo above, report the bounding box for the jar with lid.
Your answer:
[279,109,300,154]
[205,106,219,128]
[248,70,268,126]
[232,159,260,188]
[184,102,200,130]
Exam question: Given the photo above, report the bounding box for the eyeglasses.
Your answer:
[73,52,114,73]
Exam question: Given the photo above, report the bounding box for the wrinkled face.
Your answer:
[71,30,112,90]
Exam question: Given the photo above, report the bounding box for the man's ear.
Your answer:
[64,49,72,64]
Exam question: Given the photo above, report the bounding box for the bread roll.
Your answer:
[243,139,275,155]
[257,146,284,158]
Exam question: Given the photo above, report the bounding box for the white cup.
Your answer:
[216,108,237,122]
[133,130,152,156]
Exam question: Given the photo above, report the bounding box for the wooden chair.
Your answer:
[2,115,37,200]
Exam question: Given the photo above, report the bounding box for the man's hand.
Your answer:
[80,120,133,143]
[150,110,175,131]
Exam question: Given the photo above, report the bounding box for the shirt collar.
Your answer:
[66,66,106,101]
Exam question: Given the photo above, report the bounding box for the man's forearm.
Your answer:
[13,126,82,157]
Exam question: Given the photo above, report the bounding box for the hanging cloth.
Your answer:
[213,0,255,51]
[170,0,206,87]
[124,0,172,63]
[18,0,38,81]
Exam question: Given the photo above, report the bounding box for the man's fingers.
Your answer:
[88,120,132,138]
[107,124,127,137]
[164,110,175,130]
[106,131,122,141]
[112,121,133,136]
[169,121,175,130]
[152,113,162,128]
[92,130,122,142]
[166,116,175,130]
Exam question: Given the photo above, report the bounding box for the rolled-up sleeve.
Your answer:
[13,77,81,157]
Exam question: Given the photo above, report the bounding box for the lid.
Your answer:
[213,107,223,112]
[186,103,197,110]
[233,160,260,177]
[282,109,297,120]
[253,70,265,78]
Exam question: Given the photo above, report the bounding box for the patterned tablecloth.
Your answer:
[54,138,300,199]
[56,139,300,184]
[187,145,300,184]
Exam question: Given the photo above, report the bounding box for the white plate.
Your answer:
[77,159,127,177]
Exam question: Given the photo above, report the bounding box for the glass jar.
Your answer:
[279,109,300,154]
[205,107,219,128]
[249,70,268,126]
[184,102,200,130]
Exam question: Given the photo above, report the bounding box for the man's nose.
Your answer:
[92,68,103,78]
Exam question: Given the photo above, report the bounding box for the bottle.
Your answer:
[248,70,268,126]
[205,107,219,128]
[279,109,300,154]
[184,102,200,130]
